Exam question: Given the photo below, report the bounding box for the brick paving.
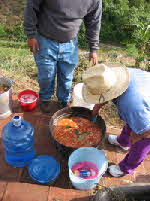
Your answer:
[0,95,150,201]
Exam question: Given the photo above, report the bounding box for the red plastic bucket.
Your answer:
[18,89,38,112]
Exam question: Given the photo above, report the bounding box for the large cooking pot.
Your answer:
[49,107,106,158]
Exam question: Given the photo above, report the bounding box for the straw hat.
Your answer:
[82,63,130,104]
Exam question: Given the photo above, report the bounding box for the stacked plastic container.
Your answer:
[68,147,108,190]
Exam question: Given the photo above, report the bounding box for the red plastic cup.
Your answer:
[18,89,38,112]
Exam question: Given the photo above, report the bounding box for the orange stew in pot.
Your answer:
[52,117,102,148]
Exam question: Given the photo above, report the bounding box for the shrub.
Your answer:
[0,23,27,42]
[101,0,150,44]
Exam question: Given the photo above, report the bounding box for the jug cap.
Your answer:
[28,155,60,183]
[13,116,21,127]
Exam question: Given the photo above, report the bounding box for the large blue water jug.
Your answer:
[2,116,36,167]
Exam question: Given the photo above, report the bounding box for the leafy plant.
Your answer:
[65,125,72,129]
[125,44,139,57]
[132,23,150,51]
[101,0,150,45]
[126,23,150,67]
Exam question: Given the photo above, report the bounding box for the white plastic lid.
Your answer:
[12,116,22,127]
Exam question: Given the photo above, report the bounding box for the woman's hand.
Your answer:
[92,104,102,116]
[92,102,108,116]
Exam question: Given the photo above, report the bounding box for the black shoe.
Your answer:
[58,101,68,109]
[39,101,51,113]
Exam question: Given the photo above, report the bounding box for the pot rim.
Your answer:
[0,77,13,95]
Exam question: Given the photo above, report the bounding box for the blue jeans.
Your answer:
[34,34,78,102]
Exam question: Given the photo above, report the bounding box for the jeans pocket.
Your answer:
[62,38,78,65]
[35,33,49,57]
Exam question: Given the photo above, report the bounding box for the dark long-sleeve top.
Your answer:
[24,0,102,52]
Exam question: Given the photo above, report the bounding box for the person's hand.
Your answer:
[92,104,102,116]
[67,100,73,108]
[27,38,39,54]
[89,52,98,65]
[92,102,108,116]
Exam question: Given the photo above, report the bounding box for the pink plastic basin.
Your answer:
[18,89,38,112]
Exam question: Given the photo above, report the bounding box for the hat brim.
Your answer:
[82,64,130,104]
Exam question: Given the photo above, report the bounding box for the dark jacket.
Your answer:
[24,0,102,52]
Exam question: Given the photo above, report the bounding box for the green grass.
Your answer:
[0,40,138,84]
[0,39,137,127]
[0,40,27,49]
[0,43,38,93]
[0,39,137,92]
[0,46,34,72]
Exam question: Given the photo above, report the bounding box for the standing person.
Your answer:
[24,0,102,113]
[79,63,150,177]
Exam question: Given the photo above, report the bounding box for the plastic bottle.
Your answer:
[2,116,36,167]
[73,169,91,178]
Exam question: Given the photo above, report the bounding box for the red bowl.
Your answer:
[18,89,38,112]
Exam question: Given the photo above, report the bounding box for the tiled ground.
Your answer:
[0,95,150,201]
